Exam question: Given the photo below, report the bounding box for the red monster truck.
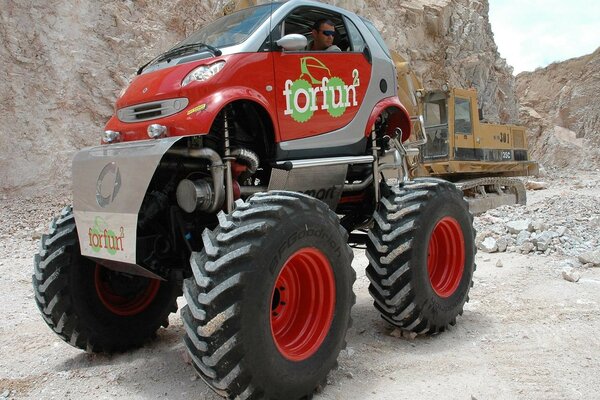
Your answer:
[33,1,475,399]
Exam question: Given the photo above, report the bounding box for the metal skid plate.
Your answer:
[268,164,347,209]
[72,137,181,265]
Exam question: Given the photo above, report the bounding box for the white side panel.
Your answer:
[74,211,138,264]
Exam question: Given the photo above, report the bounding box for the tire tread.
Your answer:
[366,179,476,334]
[182,191,355,399]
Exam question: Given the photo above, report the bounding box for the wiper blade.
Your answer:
[137,43,222,75]
[157,43,222,63]
[157,44,204,62]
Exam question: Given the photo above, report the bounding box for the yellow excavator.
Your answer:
[394,53,538,213]
[224,0,539,213]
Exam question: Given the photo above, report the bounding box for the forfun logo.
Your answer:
[283,57,360,123]
[87,216,125,256]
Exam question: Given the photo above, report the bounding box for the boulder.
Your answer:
[535,231,554,252]
[531,220,546,232]
[496,237,509,252]
[507,220,532,234]
[478,237,498,253]
[562,267,581,283]
[516,231,531,246]
[520,242,535,254]
[578,251,600,267]
[525,181,548,190]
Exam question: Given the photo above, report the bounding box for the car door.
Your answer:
[271,8,372,142]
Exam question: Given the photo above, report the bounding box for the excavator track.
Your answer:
[455,177,526,215]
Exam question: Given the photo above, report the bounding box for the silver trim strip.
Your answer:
[276,155,374,169]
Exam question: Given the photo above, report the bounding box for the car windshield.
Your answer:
[176,4,281,49]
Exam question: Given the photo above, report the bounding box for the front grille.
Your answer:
[117,98,189,123]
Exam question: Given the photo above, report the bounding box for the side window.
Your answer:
[425,103,442,125]
[361,17,392,59]
[344,16,366,52]
[425,100,447,126]
[454,97,472,134]
[273,7,349,51]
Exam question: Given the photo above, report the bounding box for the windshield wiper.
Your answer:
[137,43,222,75]
[197,43,222,57]
[156,43,221,65]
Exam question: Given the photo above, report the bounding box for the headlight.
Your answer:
[181,61,226,87]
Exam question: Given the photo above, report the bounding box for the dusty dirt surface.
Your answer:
[1,170,600,400]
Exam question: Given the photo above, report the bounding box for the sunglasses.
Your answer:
[320,30,335,37]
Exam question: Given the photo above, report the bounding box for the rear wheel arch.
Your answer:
[365,98,412,142]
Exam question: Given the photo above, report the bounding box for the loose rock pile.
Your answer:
[0,192,70,240]
[474,192,600,269]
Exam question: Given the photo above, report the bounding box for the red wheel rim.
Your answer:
[427,217,465,298]
[270,248,336,361]
[95,265,161,316]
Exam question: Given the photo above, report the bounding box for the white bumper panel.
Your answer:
[74,211,138,263]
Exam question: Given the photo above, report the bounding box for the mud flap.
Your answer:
[72,137,182,271]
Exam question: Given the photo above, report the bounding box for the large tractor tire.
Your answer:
[33,206,181,352]
[182,191,355,400]
[366,179,475,333]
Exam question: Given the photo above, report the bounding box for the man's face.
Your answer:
[312,22,335,50]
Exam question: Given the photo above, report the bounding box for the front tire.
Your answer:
[366,179,476,333]
[33,206,181,352]
[182,192,355,399]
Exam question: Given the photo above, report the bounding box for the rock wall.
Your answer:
[0,0,517,195]
[516,48,600,170]
[352,0,518,122]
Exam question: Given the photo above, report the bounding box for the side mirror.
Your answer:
[276,34,308,51]
[478,108,484,121]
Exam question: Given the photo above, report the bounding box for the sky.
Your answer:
[488,0,600,74]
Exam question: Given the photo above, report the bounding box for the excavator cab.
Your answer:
[421,88,481,163]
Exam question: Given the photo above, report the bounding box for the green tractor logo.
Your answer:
[87,216,125,255]
[283,57,360,123]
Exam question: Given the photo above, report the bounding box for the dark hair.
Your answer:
[312,18,334,31]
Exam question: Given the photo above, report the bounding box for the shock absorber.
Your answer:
[223,106,235,213]
[371,125,381,204]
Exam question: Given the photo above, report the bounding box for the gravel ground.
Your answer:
[1,170,599,400]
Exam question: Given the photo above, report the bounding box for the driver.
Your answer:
[307,19,341,51]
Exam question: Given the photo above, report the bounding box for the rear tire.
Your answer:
[182,192,355,400]
[366,179,475,333]
[33,206,181,352]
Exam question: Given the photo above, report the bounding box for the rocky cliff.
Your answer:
[516,47,600,170]
[0,0,516,195]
